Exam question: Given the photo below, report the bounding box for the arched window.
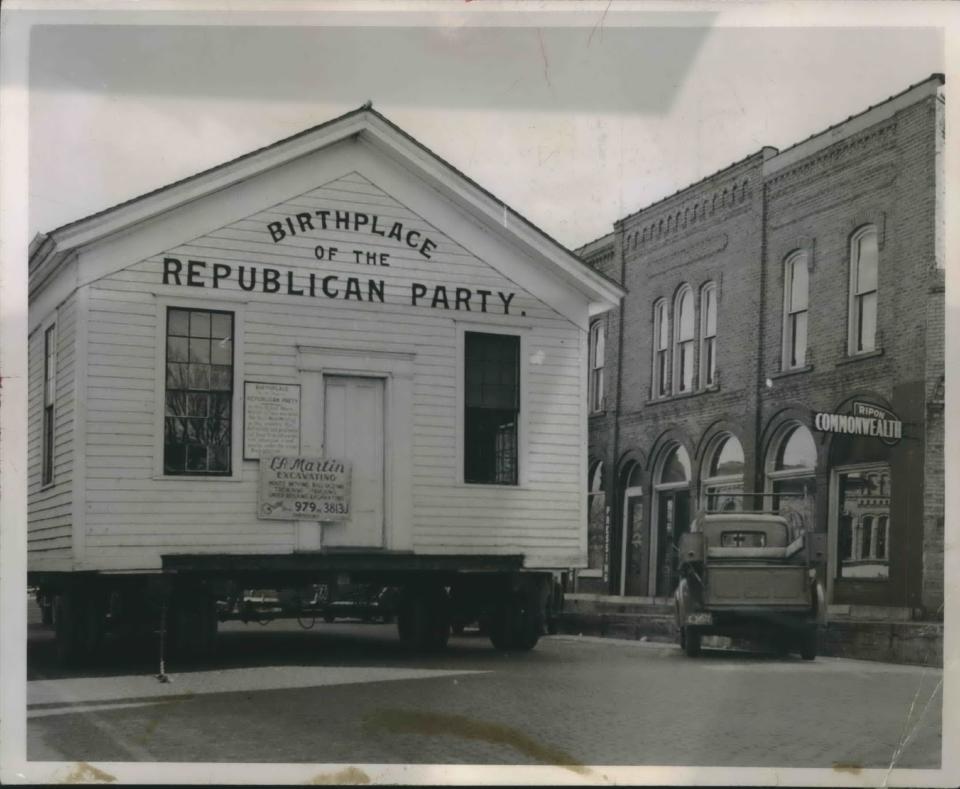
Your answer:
[673,287,694,393]
[849,226,879,354]
[700,283,717,387]
[783,251,809,369]
[652,443,692,595]
[702,434,745,511]
[765,423,817,535]
[585,460,606,577]
[652,299,669,397]
[588,320,605,413]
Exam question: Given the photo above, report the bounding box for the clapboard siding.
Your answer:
[77,169,587,571]
[27,292,78,564]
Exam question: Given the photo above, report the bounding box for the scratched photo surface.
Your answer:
[3,3,954,786]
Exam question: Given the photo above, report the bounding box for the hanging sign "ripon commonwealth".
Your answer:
[812,401,903,446]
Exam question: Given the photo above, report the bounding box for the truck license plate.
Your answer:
[686,613,713,625]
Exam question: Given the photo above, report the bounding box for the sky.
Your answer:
[20,5,947,250]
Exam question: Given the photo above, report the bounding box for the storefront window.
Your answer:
[837,465,890,579]
[587,461,606,574]
[702,433,744,511]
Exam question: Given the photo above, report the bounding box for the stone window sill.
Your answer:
[771,364,814,379]
[646,385,719,406]
[837,348,885,366]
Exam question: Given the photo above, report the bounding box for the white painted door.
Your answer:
[323,376,385,548]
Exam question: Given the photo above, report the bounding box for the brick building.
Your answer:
[577,74,945,622]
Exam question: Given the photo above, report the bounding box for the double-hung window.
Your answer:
[588,321,605,413]
[700,283,717,386]
[653,300,669,397]
[42,324,56,486]
[164,308,234,475]
[464,332,520,485]
[849,227,878,354]
[783,252,809,368]
[674,287,694,393]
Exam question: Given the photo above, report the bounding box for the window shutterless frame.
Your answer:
[163,306,236,476]
[153,296,245,481]
[673,286,694,394]
[847,226,879,355]
[699,283,717,387]
[652,299,669,398]
[41,321,57,487]
[782,251,809,369]
[588,320,605,413]
[464,332,519,485]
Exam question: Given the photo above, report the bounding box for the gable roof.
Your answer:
[29,105,624,314]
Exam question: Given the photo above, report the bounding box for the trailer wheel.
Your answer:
[170,593,218,659]
[397,587,450,651]
[682,626,701,657]
[489,596,542,652]
[799,628,818,661]
[54,590,104,665]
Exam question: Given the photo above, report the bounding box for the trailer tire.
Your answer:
[54,590,104,665]
[397,587,450,652]
[170,593,218,659]
[682,626,702,657]
[489,597,542,652]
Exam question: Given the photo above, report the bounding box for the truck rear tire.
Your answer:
[682,626,702,657]
[799,628,818,661]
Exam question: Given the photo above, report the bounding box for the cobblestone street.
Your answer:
[27,618,942,769]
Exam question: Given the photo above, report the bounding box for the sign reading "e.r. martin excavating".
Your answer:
[813,402,903,446]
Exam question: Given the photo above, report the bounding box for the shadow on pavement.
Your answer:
[28,620,550,681]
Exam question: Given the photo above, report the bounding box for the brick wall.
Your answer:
[580,80,945,613]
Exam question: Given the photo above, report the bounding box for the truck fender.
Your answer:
[814,581,827,625]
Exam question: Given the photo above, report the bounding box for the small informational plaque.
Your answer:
[258,456,351,521]
[244,381,301,460]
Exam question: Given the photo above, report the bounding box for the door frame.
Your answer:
[298,345,415,551]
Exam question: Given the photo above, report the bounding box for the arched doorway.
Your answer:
[618,461,644,596]
[701,433,745,511]
[764,422,817,539]
[651,443,691,596]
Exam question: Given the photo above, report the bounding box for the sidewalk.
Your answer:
[559,593,943,667]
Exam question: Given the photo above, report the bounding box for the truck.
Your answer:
[673,511,827,660]
[26,105,623,665]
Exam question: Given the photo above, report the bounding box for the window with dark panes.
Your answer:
[464,332,519,485]
[42,324,56,486]
[164,308,234,475]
